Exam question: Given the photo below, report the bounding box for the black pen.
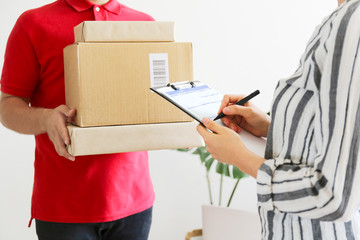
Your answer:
[213,90,260,121]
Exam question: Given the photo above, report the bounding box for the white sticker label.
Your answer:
[149,53,169,88]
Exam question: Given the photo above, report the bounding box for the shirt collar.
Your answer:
[65,0,121,14]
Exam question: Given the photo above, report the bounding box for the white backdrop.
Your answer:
[0,0,336,239]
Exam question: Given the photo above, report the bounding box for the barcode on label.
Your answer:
[149,53,169,88]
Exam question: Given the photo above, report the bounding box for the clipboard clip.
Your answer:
[166,81,196,91]
[167,83,179,90]
[165,81,198,90]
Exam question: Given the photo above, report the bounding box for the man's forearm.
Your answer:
[0,94,49,135]
[0,93,76,160]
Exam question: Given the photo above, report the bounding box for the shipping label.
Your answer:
[149,53,169,88]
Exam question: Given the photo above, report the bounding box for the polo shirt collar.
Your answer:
[65,0,121,14]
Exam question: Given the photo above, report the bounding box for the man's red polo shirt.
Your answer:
[0,0,155,224]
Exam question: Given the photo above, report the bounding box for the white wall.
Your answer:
[0,0,336,239]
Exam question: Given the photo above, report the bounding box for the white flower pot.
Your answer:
[202,205,261,240]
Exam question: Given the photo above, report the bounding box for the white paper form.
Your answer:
[158,82,223,121]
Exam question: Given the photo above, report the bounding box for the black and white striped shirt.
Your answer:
[257,0,360,239]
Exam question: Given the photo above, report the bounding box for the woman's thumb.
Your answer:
[202,118,222,133]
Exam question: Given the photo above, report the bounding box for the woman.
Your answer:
[197,0,360,238]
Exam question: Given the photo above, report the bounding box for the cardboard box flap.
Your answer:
[74,21,175,43]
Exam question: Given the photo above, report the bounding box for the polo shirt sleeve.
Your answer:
[1,15,40,98]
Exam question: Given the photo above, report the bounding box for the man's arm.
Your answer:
[0,92,75,160]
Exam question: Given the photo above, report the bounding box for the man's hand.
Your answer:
[42,105,76,161]
[0,92,76,161]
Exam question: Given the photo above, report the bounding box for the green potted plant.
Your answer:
[178,145,262,240]
[177,146,247,207]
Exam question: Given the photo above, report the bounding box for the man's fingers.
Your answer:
[57,105,76,118]
[65,109,76,123]
[57,105,71,114]
[49,118,75,161]
[67,108,76,118]
[56,124,75,160]
[44,106,76,161]
[57,143,75,161]
[57,124,70,146]
[51,132,74,160]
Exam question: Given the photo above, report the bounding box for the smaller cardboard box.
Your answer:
[66,121,204,156]
[64,42,194,127]
[74,21,175,43]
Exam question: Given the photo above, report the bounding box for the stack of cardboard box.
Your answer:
[63,21,204,156]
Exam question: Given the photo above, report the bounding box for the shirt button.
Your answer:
[95,7,100,12]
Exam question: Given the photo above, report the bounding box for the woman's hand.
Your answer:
[218,95,271,137]
[197,118,265,178]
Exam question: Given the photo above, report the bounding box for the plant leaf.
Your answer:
[192,147,202,155]
[232,166,247,179]
[193,146,207,155]
[176,148,191,152]
[200,151,211,163]
[216,162,224,174]
[223,164,230,177]
[205,158,215,172]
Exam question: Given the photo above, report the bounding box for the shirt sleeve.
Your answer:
[0,14,40,98]
[257,4,360,222]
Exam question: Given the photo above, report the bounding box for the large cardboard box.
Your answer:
[66,121,204,156]
[74,21,175,43]
[64,42,194,127]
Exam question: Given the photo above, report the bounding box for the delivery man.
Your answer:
[0,0,155,239]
